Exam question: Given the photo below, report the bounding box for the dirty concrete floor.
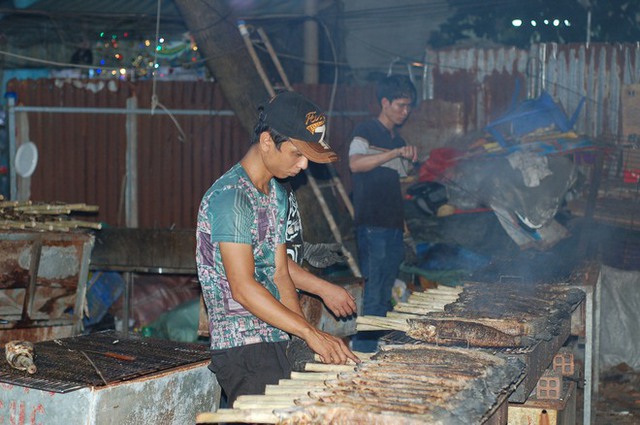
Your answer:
[576,364,640,425]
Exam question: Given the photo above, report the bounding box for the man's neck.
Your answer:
[377,114,395,132]
[240,145,272,194]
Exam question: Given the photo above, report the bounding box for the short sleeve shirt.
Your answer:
[349,119,407,229]
[196,163,290,350]
[283,182,304,265]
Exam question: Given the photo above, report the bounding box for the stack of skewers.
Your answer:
[357,282,584,349]
[0,196,101,232]
[356,285,462,332]
[197,343,524,424]
[197,284,554,423]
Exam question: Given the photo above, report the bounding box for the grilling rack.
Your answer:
[0,330,210,393]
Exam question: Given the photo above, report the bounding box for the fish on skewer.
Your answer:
[5,340,37,374]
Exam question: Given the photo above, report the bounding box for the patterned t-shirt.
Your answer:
[283,183,304,265]
[196,163,290,350]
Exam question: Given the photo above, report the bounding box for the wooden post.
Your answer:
[125,96,138,228]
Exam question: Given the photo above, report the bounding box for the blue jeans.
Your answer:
[351,226,405,352]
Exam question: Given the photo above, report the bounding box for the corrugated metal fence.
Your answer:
[6,79,374,228]
[6,42,638,229]
[429,42,640,141]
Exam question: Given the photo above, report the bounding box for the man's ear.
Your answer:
[381,97,391,109]
[259,132,274,152]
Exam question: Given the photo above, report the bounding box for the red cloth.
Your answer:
[419,147,464,182]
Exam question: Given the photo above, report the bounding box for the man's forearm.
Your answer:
[349,150,399,173]
[221,242,309,336]
[288,258,331,297]
[287,258,357,318]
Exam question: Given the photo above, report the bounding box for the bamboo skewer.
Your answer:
[31,222,56,231]
[408,293,460,302]
[0,202,100,233]
[0,200,31,208]
[197,409,279,424]
[264,385,325,396]
[356,315,410,332]
[60,220,103,230]
[409,291,461,300]
[277,379,328,387]
[290,371,338,380]
[386,311,422,320]
[304,363,357,373]
[21,208,71,215]
[408,295,459,304]
[411,287,462,295]
[407,294,458,303]
[265,383,326,395]
[233,395,309,409]
[394,303,449,315]
[0,220,30,229]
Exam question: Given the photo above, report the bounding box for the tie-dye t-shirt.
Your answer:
[196,163,289,350]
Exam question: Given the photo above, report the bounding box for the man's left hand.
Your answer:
[320,284,357,318]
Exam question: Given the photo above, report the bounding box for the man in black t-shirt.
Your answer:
[348,75,418,352]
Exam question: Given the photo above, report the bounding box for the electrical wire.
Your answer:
[318,17,340,142]
[150,0,162,114]
[0,49,118,71]
[150,0,186,143]
[2,6,638,146]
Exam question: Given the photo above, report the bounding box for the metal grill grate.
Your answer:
[0,330,210,393]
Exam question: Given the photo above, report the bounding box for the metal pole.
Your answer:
[593,270,602,397]
[125,96,139,228]
[11,105,236,116]
[422,50,431,101]
[586,9,592,48]
[584,285,594,425]
[7,96,17,200]
[303,0,319,84]
[123,272,132,338]
[539,43,547,94]
[10,105,367,118]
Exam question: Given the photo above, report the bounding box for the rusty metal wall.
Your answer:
[8,79,131,227]
[6,42,636,229]
[5,79,374,229]
[429,42,640,142]
[132,81,245,229]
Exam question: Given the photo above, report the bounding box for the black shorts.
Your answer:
[208,341,291,406]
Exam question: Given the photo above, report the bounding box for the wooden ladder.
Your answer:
[238,21,360,277]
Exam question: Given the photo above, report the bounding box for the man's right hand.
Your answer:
[301,326,360,365]
[396,145,418,162]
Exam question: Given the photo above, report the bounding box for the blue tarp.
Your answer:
[83,271,125,328]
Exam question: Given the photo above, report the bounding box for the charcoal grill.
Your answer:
[197,343,525,424]
[0,330,220,425]
[0,330,210,392]
[382,320,571,403]
[379,281,585,403]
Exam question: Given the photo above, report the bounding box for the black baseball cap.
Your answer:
[262,91,338,163]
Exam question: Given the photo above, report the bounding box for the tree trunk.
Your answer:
[173,0,269,134]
